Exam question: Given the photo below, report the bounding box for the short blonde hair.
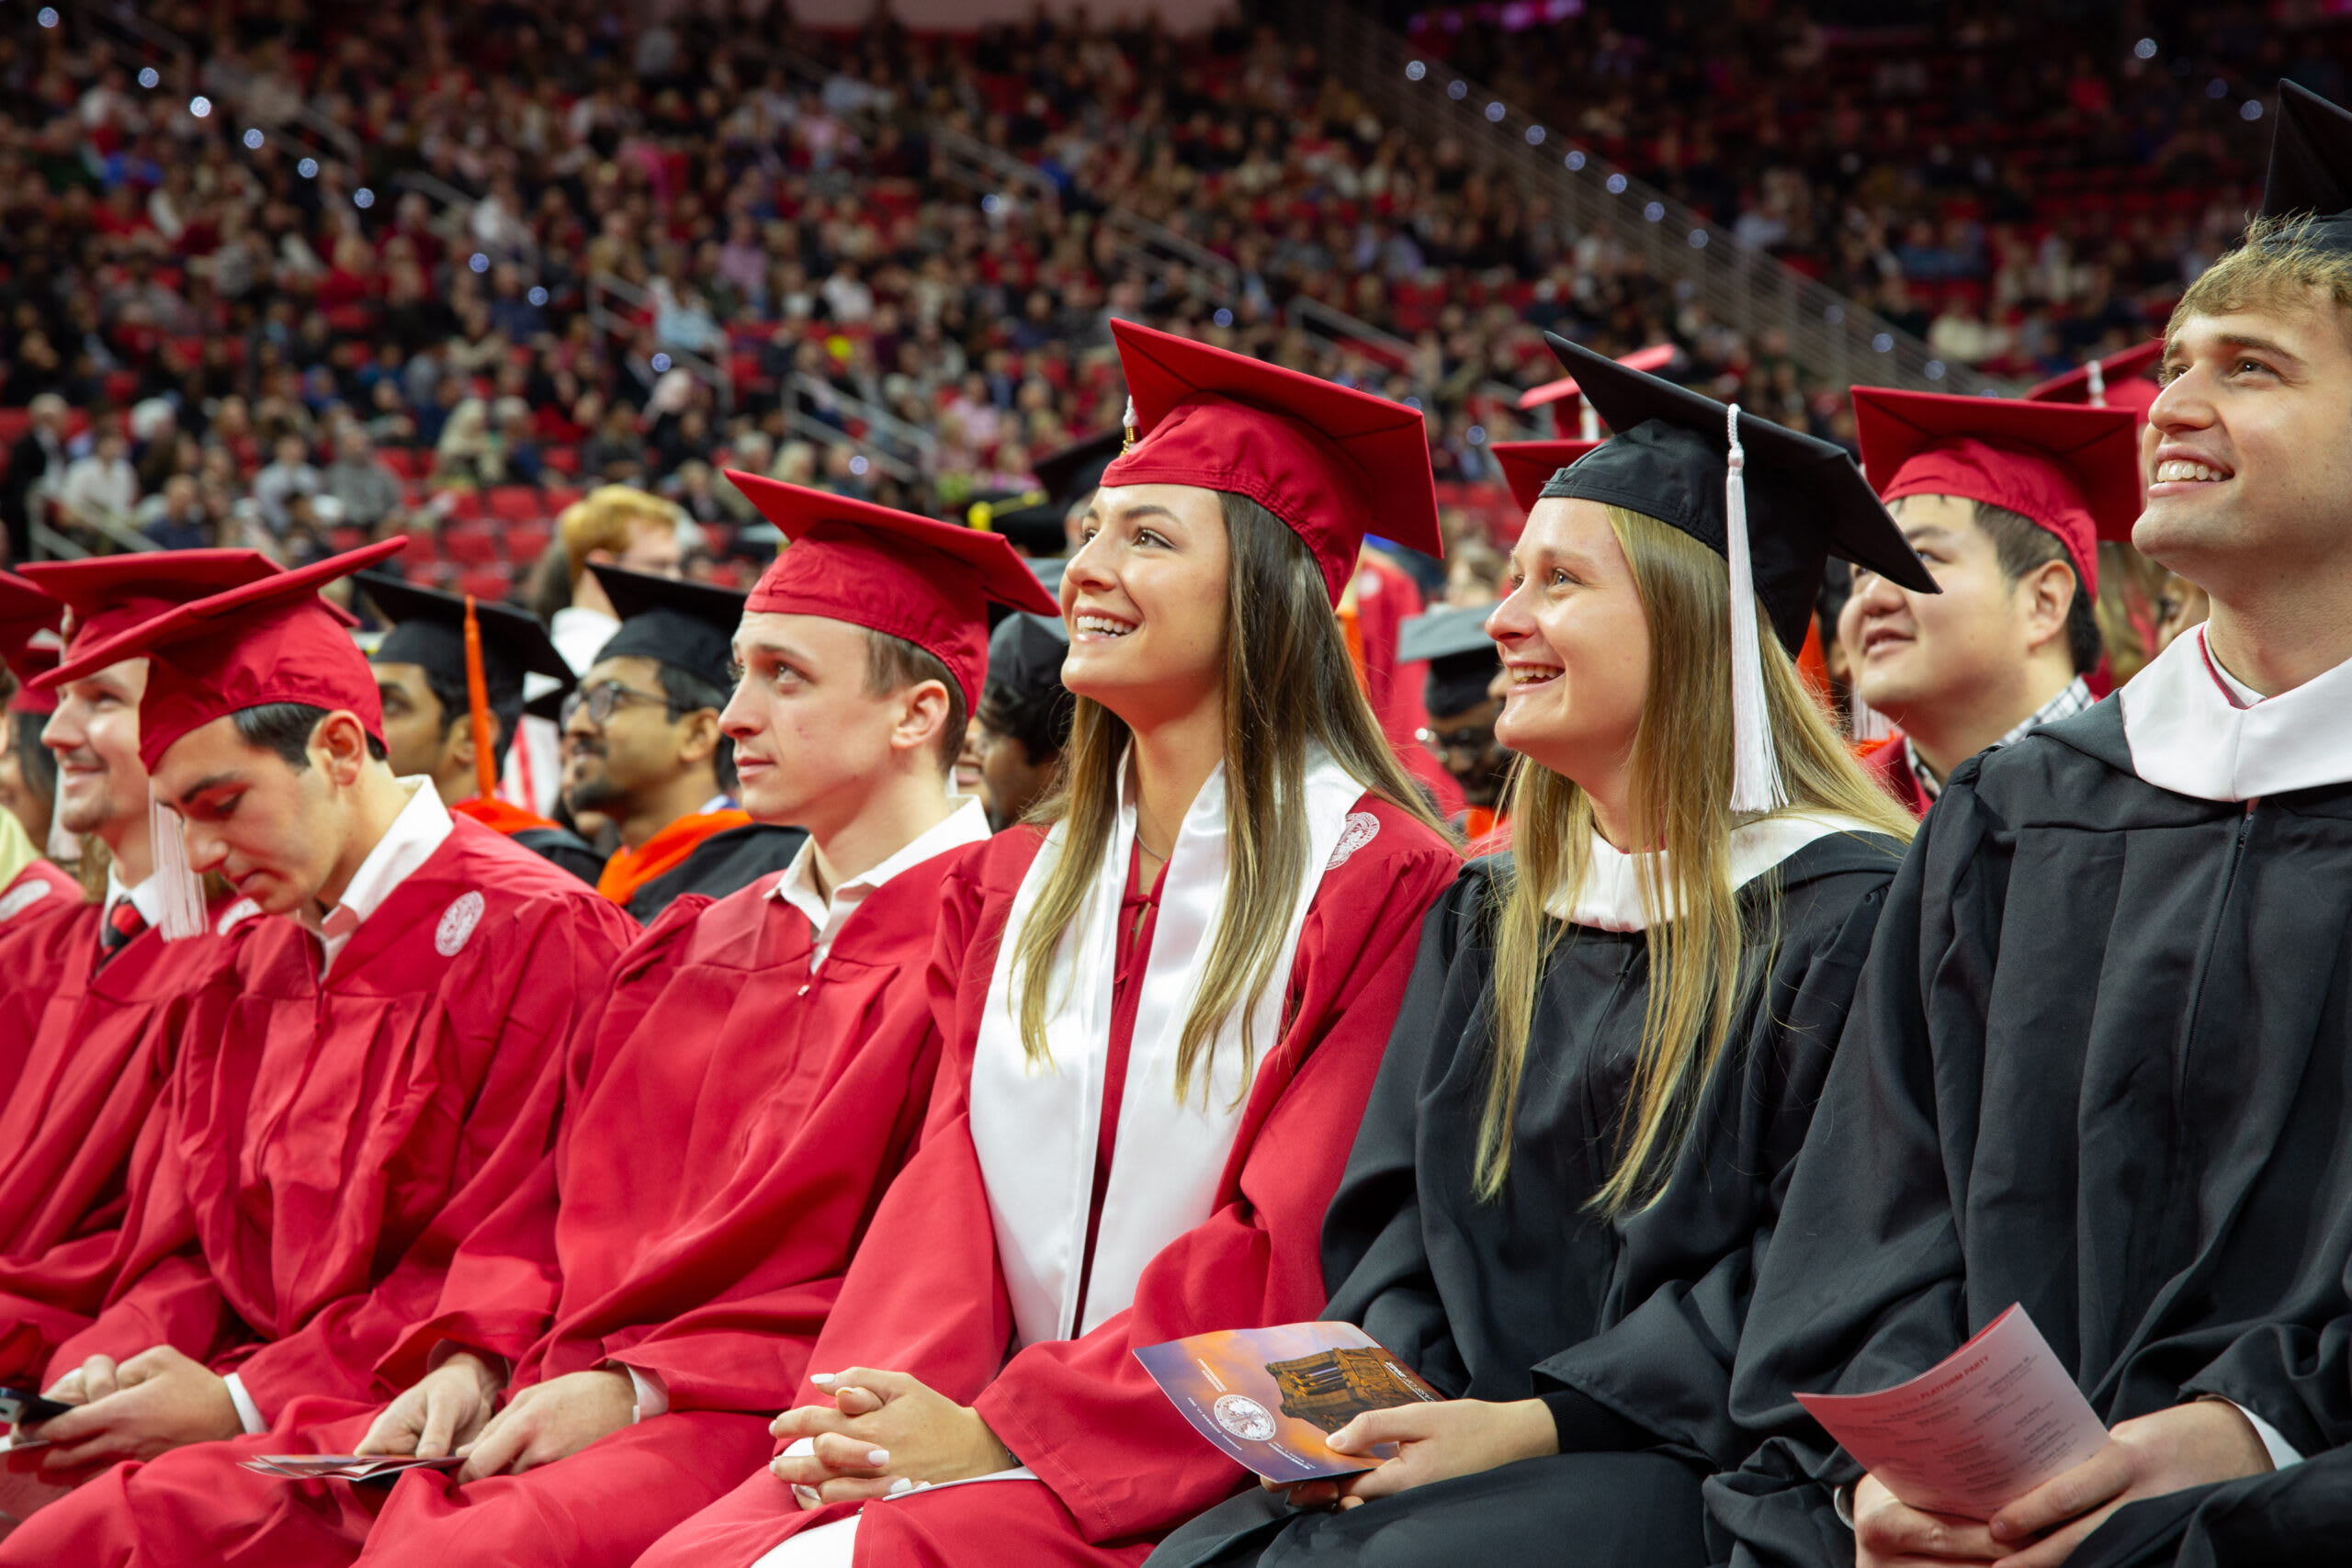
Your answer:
[2170,216,2352,341]
[559,485,680,584]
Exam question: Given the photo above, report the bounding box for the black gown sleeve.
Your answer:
[1317,863,1493,1398]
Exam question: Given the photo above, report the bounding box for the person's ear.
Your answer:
[312,711,377,787]
[675,707,722,769]
[444,716,477,775]
[892,680,953,764]
[2018,559,2078,656]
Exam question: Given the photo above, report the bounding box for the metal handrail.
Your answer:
[1283,4,1994,398]
[786,372,936,462]
[585,272,734,416]
[778,410,920,486]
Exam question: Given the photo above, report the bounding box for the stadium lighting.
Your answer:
[1605,173,1627,194]
[1406,61,1427,82]
[139,68,161,89]
[2242,99,2264,121]
[1447,80,1468,101]
[1566,151,1586,171]
[1688,229,1708,248]
[2133,39,2157,60]
[354,187,375,209]
[1872,333,1894,353]
[469,253,491,273]
[36,6,59,26]
[1467,425,1487,445]
[1484,102,1506,123]
[528,287,549,307]
[2207,78,2228,99]
[1643,200,1664,221]
[849,456,870,476]
[1825,304,1845,324]
[190,96,213,118]
[1213,307,1234,327]
[1926,360,1947,379]
[243,129,265,150]
[981,193,1003,214]
[297,158,319,179]
[1526,126,1545,145]
[651,353,673,373]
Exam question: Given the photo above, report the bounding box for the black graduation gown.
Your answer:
[623,822,808,924]
[511,823,607,886]
[1150,829,1904,1568]
[1706,700,2352,1568]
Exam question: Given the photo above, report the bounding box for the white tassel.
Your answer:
[1723,404,1784,816]
[148,794,208,941]
[1848,684,1894,743]
[2086,359,2108,408]
[1578,402,1600,442]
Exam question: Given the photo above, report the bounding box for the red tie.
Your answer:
[98,898,150,965]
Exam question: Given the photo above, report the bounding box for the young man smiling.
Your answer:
[0,539,634,1551]
[0,553,275,1384]
[0,480,1060,1568]
[1838,389,2142,816]
[1714,82,2352,1568]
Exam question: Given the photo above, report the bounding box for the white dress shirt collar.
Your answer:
[300,778,455,977]
[103,863,164,932]
[769,795,990,974]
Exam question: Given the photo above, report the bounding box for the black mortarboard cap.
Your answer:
[585,564,744,694]
[1397,604,1500,716]
[1535,333,1935,652]
[985,612,1070,705]
[981,428,1125,553]
[358,570,574,709]
[2261,82,2352,254]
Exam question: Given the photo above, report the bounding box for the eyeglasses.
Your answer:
[561,680,678,728]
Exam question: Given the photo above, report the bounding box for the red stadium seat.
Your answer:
[437,490,485,523]
[442,525,501,566]
[486,486,544,524]
[457,565,514,602]
[505,522,552,561]
[378,448,422,480]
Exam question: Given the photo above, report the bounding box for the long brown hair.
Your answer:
[1014,492,1447,1102]
[1479,506,1915,1210]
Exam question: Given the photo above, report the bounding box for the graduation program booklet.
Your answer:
[1136,1322,1445,1483]
[1794,1303,2110,1520]
[237,1453,466,1485]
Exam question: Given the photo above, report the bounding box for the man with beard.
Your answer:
[1397,605,1512,843]
[567,565,804,921]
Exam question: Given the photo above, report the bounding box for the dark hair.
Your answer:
[420,667,524,770]
[9,711,56,809]
[978,674,1075,767]
[232,703,391,767]
[1973,501,2103,675]
[864,629,968,774]
[650,662,737,795]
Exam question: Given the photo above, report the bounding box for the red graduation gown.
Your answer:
[12,818,634,1417]
[0,846,969,1568]
[0,898,249,1382]
[1858,732,1930,819]
[0,857,84,1100]
[637,795,1458,1568]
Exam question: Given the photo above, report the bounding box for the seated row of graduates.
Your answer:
[3,88,2352,1568]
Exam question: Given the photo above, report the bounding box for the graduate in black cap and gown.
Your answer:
[571,565,806,922]
[969,610,1076,832]
[1149,336,1928,1567]
[358,572,605,885]
[1395,604,1512,843]
[1709,80,2352,1568]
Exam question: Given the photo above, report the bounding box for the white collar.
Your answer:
[1546,811,1884,932]
[548,605,621,676]
[104,863,164,931]
[301,777,455,976]
[2118,626,2352,802]
[769,795,991,973]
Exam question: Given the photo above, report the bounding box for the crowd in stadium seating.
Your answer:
[3,1,2334,592]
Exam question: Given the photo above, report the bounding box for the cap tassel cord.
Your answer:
[463,594,499,803]
[1848,684,1894,744]
[1578,403,1600,442]
[150,794,208,941]
[2086,360,2108,408]
[1723,404,1785,815]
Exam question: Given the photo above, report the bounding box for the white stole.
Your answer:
[968,750,1367,1348]
[2119,626,2352,802]
[1547,811,1884,932]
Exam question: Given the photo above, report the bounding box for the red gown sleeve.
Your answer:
[969,815,1460,1543]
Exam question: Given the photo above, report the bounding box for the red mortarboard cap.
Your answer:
[0,572,63,716]
[728,472,1061,709]
[1852,388,2142,597]
[2024,341,2165,423]
[1490,439,1603,512]
[41,540,406,773]
[1098,320,1442,604]
[21,548,281,659]
[1516,344,1678,412]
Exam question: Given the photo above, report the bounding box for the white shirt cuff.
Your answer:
[620,1362,667,1422]
[222,1371,266,1436]
[2223,1400,2302,1470]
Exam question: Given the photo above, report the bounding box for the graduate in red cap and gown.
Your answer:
[634,318,1462,1568]
[0,540,636,1546]
[17,486,1066,1568]
[0,553,280,1377]
[0,572,76,931]
[1835,389,2142,817]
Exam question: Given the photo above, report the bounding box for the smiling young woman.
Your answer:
[633,321,1461,1568]
[1152,338,1924,1568]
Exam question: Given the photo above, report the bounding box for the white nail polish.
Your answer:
[809,1373,836,1385]
[866,1448,889,1465]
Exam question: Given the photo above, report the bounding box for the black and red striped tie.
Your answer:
[97,899,150,966]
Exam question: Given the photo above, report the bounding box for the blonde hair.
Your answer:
[559,485,681,584]
[2170,216,2352,339]
[1478,507,1915,1211]
[1013,494,1449,1102]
